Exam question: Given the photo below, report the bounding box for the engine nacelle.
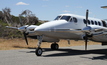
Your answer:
[83,25,107,32]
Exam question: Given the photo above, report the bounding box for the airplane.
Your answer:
[6,10,107,56]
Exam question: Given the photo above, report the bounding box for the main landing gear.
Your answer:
[51,42,59,50]
[35,36,59,56]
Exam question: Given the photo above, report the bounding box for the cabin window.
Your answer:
[83,19,86,24]
[102,20,107,27]
[91,20,94,25]
[88,20,90,24]
[83,19,90,24]
[54,16,61,20]
[73,17,77,23]
[98,21,101,26]
[60,16,71,21]
[95,21,97,25]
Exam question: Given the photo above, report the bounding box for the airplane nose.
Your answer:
[34,21,56,33]
[34,24,49,35]
[34,20,67,35]
[35,24,49,31]
[34,27,46,32]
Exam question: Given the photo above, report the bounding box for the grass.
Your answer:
[0,38,101,50]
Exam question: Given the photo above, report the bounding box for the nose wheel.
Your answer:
[35,47,42,56]
[51,43,59,50]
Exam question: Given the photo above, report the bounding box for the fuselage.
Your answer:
[34,14,107,42]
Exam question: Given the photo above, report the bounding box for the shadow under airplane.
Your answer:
[26,48,107,60]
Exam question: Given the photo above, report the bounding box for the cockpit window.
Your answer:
[54,16,61,20]
[60,16,71,21]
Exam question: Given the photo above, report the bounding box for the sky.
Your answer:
[0,0,107,21]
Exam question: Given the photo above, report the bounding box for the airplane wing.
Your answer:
[6,25,38,31]
[6,26,18,29]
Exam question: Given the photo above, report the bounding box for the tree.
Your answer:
[2,7,13,26]
[0,11,4,20]
[28,14,38,25]
[20,10,38,25]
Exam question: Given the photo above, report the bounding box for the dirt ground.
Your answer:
[0,38,101,50]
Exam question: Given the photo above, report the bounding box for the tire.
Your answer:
[35,48,43,56]
[51,44,59,50]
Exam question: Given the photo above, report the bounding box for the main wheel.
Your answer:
[51,43,59,50]
[35,48,43,56]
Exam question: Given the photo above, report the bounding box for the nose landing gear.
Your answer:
[35,36,43,56]
[35,36,59,56]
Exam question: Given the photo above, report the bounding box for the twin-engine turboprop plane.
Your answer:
[7,10,107,56]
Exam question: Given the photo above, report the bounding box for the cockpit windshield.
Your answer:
[60,16,71,21]
[54,16,71,21]
[54,16,61,20]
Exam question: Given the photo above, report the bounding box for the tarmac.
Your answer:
[0,45,107,65]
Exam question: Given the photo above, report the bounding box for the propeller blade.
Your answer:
[23,32,28,45]
[86,10,89,26]
[85,34,88,50]
[85,9,89,50]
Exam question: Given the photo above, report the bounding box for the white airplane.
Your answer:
[7,10,107,56]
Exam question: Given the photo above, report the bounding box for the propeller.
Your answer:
[19,14,29,45]
[85,9,89,50]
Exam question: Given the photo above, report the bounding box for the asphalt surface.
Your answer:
[0,45,107,65]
